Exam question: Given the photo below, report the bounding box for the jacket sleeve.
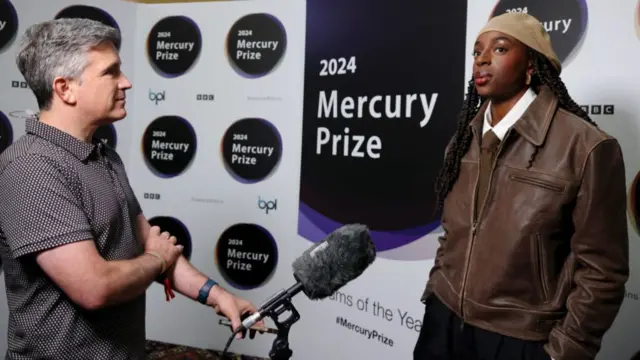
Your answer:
[545,138,630,360]
[422,231,446,302]
[422,137,455,302]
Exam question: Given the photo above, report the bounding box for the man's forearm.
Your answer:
[165,255,217,305]
[98,253,163,307]
[134,213,219,306]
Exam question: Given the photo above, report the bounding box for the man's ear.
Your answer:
[52,77,78,106]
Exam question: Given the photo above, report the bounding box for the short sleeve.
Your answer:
[104,147,142,216]
[0,154,94,258]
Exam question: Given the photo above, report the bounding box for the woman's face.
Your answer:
[472,31,531,101]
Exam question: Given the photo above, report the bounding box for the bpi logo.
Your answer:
[149,89,165,105]
[490,0,588,66]
[258,196,277,214]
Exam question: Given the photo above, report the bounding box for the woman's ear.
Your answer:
[526,60,534,85]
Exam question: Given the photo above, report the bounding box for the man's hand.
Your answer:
[208,286,263,339]
[144,226,183,272]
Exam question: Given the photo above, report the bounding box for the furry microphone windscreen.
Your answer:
[292,224,376,300]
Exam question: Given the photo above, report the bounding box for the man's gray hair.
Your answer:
[16,18,121,110]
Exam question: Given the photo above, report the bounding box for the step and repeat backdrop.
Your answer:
[1,0,640,359]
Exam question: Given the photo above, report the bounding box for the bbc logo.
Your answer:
[196,94,215,101]
[580,105,614,115]
[11,81,28,88]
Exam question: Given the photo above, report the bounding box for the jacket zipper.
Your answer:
[459,129,511,330]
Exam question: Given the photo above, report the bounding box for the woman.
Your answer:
[414,12,629,360]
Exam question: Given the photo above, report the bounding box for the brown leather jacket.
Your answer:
[423,86,629,360]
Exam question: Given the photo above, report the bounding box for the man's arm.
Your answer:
[0,154,165,310]
[545,139,630,360]
[35,240,163,309]
[134,214,260,334]
[135,215,218,303]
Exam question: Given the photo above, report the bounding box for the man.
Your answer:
[0,18,259,359]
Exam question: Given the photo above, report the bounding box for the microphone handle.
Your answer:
[241,282,305,329]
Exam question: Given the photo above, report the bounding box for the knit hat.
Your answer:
[478,12,562,73]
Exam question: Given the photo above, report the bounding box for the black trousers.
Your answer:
[413,295,551,360]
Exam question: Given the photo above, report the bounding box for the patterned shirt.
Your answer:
[0,118,146,359]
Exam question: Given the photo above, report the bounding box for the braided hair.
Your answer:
[433,49,597,211]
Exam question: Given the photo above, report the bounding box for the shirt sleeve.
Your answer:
[105,147,143,216]
[0,154,94,258]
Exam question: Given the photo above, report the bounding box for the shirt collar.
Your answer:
[483,87,537,140]
[25,117,103,161]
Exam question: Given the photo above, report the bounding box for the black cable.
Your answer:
[220,327,243,359]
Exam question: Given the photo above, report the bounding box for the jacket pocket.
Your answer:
[532,234,550,302]
[509,174,565,193]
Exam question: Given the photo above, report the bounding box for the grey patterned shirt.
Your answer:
[0,118,146,359]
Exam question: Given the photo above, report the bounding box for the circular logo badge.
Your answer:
[489,0,588,65]
[0,111,13,154]
[630,171,640,236]
[0,1,18,53]
[148,216,193,260]
[94,124,117,150]
[142,115,197,178]
[221,118,282,184]
[147,16,202,78]
[215,223,278,290]
[226,13,287,78]
[55,5,120,48]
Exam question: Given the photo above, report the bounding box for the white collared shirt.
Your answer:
[482,87,537,140]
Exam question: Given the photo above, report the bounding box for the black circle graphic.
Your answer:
[147,16,202,78]
[215,223,278,290]
[226,13,287,78]
[0,1,18,53]
[148,216,193,260]
[142,115,197,178]
[0,111,13,154]
[55,5,120,49]
[490,0,588,65]
[94,124,117,150]
[221,118,282,184]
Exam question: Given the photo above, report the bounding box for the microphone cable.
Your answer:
[220,327,242,359]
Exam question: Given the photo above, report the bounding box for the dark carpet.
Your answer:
[145,340,268,360]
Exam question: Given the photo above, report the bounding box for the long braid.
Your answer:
[529,50,595,126]
[434,78,483,211]
[525,50,597,168]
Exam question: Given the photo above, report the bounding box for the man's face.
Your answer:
[74,42,132,124]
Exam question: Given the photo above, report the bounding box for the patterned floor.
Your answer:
[145,340,269,360]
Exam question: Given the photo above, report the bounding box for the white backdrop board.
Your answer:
[1,0,640,359]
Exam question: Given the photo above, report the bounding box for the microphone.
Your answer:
[239,223,376,332]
